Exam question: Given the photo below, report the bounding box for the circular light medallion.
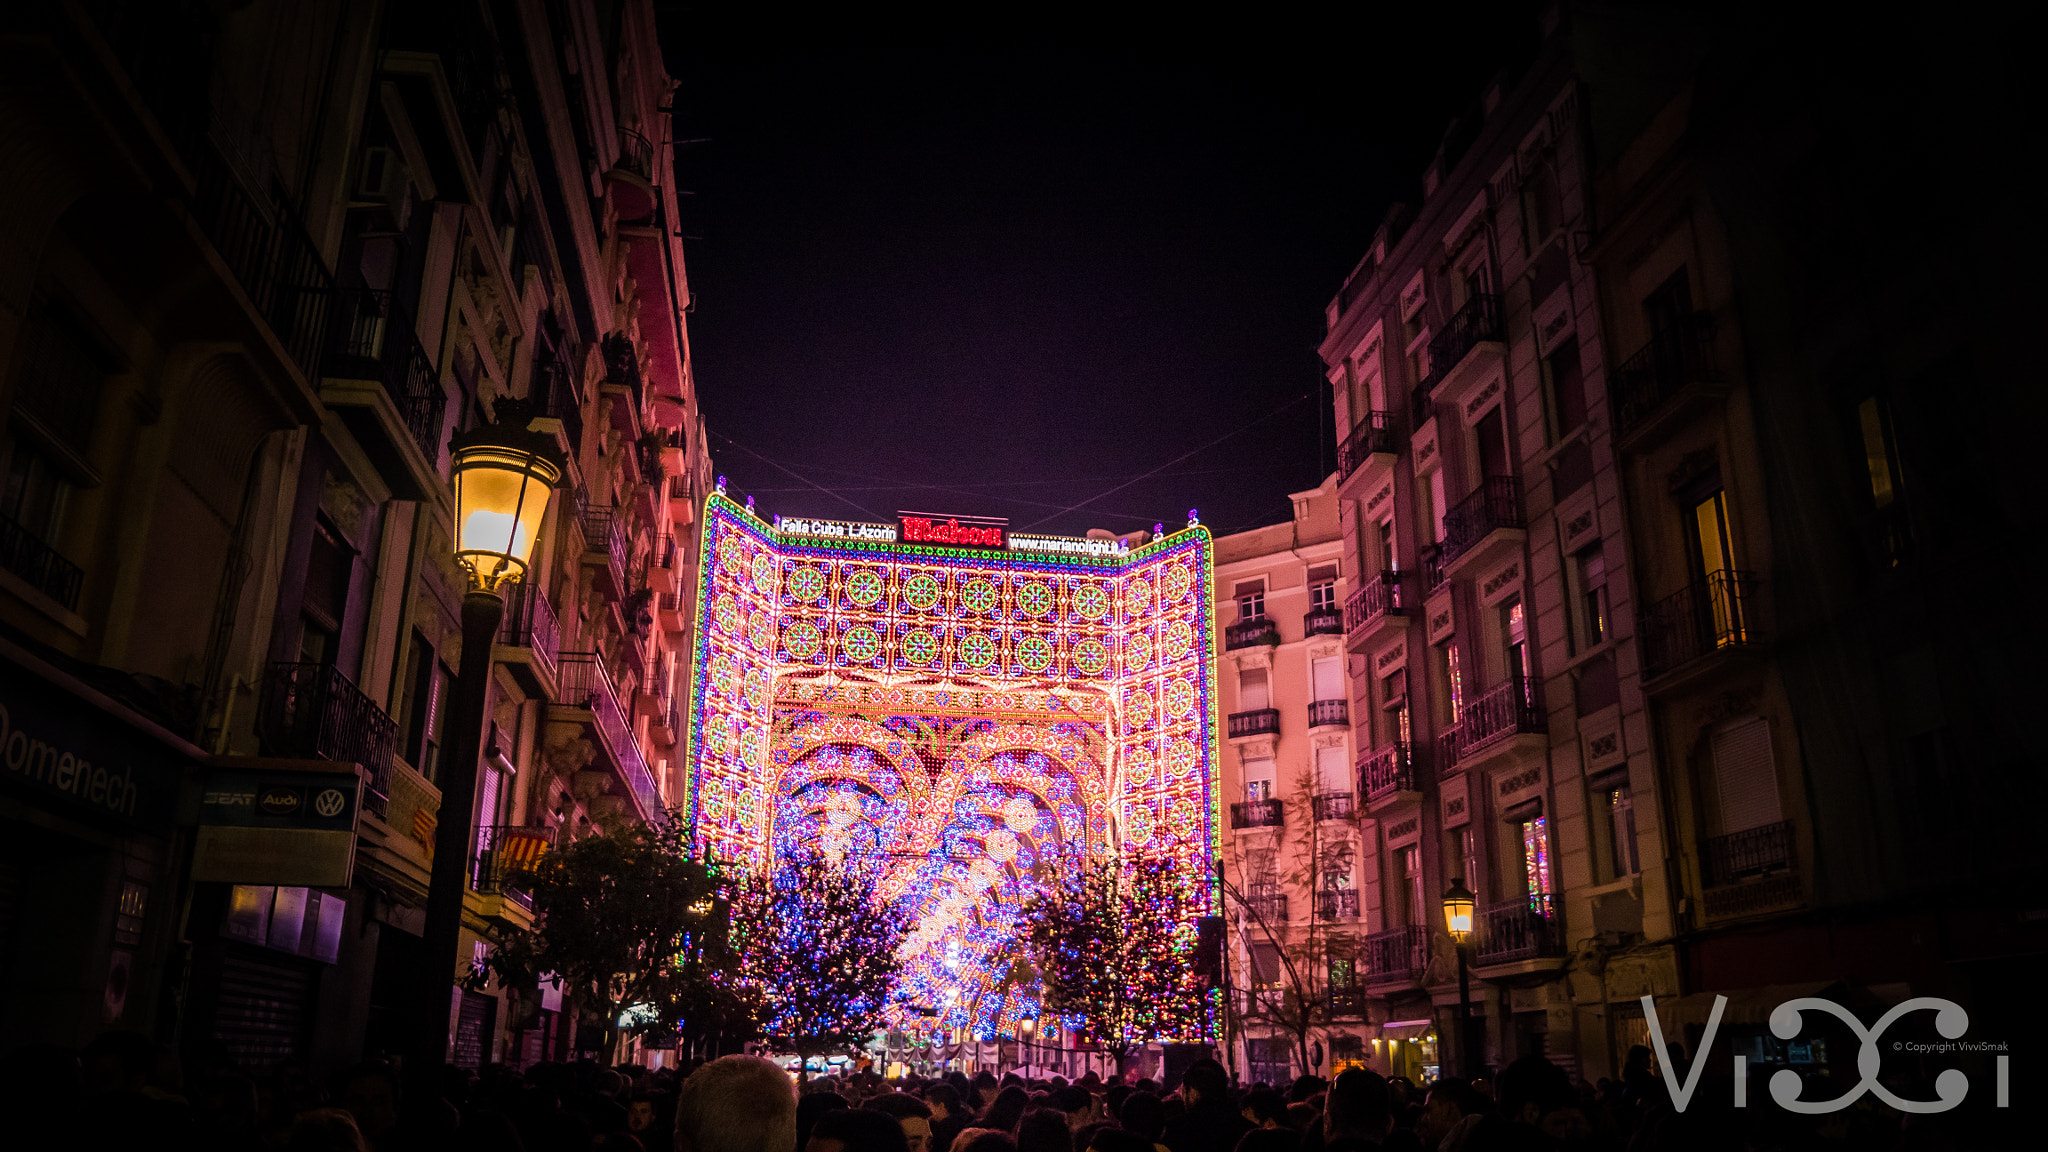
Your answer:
[751,553,779,597]
[784,620,822,660]
[1072,637,1109,675]
[1002,795,1038,833]
[1125,801,1156,846]
[718,536,745,574]
[1017,581,1054,616]
[1127,687,1155,728]
[1126,631,1152,670]
[1128,745,1156,784]
[1163,563,1194,603]
[747,611,774,651]
[1074,582,1110,620]
[788,565,826,602]
[842,625,881,663]
[1168,735,1198,776]
[846,568,884,608]
[1164,618,1194,660]
[1126,579,1153,616]
[1016,633,1053,673]
[903,571,942,611]
[902,628,938,665]
[984,828,1019,863]
[714,594,740,634]
[960,578,998,614]
[1165,677,1196,718]
[959,631,996,669]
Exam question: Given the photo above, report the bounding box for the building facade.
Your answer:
[0,0,713,1075]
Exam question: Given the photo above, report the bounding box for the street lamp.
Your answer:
[415,407,564,1071]
[1442,878,1478,1079]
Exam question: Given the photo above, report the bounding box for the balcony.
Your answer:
[257,662,397,817]
[607,128,658,220]
[1326,987,1369,1018]
[1303,607,1344,638]
[1439,679,1546,775]
[649,533,679,595]
[530,357,585,459]
[1610,314,1725,454]
[1641,570,1766,690]
[494,582,560,699]
[1344,571,1405,653]
[1440,476,1526,581]
[1245,886,1289,924]
[554,652,661,822]
[1363,924,1428,988]
[1230,800,1285,830]
[1225,617,1280,650]
[320,287,446,502]
[1700,820,1801,921]
[1228,709,1281,739]
[0,514,84,613]
[653,698,681,748]
[578,502,630,600]
[1474,894,1565,969]
[1315,889,1361,921]
[1311,791,1355,822]
[600,333,645,436]
[1336,410,1397,491]
[1307,699,1348,728]
[471,824,554,925]
[1360,743,1422,810]
[1421,293,1503,399]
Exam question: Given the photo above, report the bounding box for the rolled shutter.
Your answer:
[1712,719,1781,832]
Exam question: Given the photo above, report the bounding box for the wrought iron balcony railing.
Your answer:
[1303,608,1344,637]
[1440,476,1525,567]
[1228,709,1281,738]
[0,514,84,611]
[650,534,676,573]
[498,582,560,686]
[1702,820,1795,887]
[325,287,445,464]
[1360,743,1419,802]
[1609,313,1720,439]
[1439,678,1546,771]
[1421,293,1502,394]
[1363,923,1428,982]
[1419,543,1448,594]
[1311,791,1355,822]
[257,661,396,816]
[1230,800,1285,830]
[1315,888,1361,920]
[1345,570,1404,635]
[1225,617,1280,650]
[530,356,584,454]
[1245,886,1289,924]
[616,127,654,179]
[1641,570,1764,680]
[556,652,661,820]
[1476,893,1563,965]
[1307,699,1348,728]
[1337,411,1395,479]
[601,331,644,411]
[471,824,555,910]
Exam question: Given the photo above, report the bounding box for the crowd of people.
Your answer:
[0,1033,2000,1150]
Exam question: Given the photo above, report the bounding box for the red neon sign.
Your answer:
[899,516,1006,548]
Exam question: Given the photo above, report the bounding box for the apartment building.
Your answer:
[0,0,713,1074]
[1315,16,1673,1082]
[1212,478,1364,1084]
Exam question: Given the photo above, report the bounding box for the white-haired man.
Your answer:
[676,1055,797,1152]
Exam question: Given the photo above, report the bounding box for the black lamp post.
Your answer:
[413,408,563,1071]
[1442,877,1478,1079]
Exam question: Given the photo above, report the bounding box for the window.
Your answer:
[1566,545,1608,653]
[1314,744,1348,793]
[1376,518,1397,574]
[1235,580,1266,621]
[1520,817,1553,907]
[1426,469,1448,543]
[1433,641,1464,727]
[1644,268,1694,337]
[1607,785,1641,877]
[1689,488,1749,645]
[1310,578,1337,613]
[1501,600,1530,702]
[1857,394,1910,564]
[401,629,456,783]
[0,430,75,552]
[1329,957,1357,989]
[1710,718,1781,834]
[1238,667,1271,712]
[1398,844,1425,926]
[1476,404,1511,481]
[1312,657,1342,704]
[1547,341,1586,437]
[1451,825,1480,901]
[1320,841,1355,890]
[299,518,353,665]
[1249,942,1284,987]
[1244,757,1276,804]
[1380,670,1410,747]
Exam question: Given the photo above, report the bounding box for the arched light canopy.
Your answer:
[450,411,566,593]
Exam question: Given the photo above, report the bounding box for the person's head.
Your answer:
[1085,1129,1151,1152]
[286,1108,369,1152]
[980,1084,1030,1132]
[627,1092,659,1132]
[1287,1075,1326,1103]
[1324,1068,1391,1142]
[1495,1055,1575,1130]
[1014,1107,1069,1152]
[1179,1058,1228,1107]
[1118,1089,1165,1141]
[340,1063,401,1141]
[675,1055,797,1152]
[1103,1083,1130,1117]
[1052,1084,1093,1129]
[808,1107,911,1152]
[1417,1078,1477,1145]
[799,1091,852,1151]
[865,1093,933,1152]
[973,1071,1000,1106]
[1239,1088,1286,1128]
[922,1082,962,1121]
[953,1129,1018,1152]
[1284,1102,1319,1131]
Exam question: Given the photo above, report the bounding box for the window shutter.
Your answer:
[1313,657,1343,701]
[1239,667,1270,711]
[1712,718,1782,832]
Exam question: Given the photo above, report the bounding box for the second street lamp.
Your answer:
[414,406,564,1072]
[1442,877,1479,1079]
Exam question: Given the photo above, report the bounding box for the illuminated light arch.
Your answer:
[684,494,1218,1038]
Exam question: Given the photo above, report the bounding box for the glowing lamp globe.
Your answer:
[450,414,565,592]
[1442,878,1477,944]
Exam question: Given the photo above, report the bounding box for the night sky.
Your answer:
[661,7,1542,539]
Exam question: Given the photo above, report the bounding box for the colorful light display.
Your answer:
[684,494,1220,1039]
